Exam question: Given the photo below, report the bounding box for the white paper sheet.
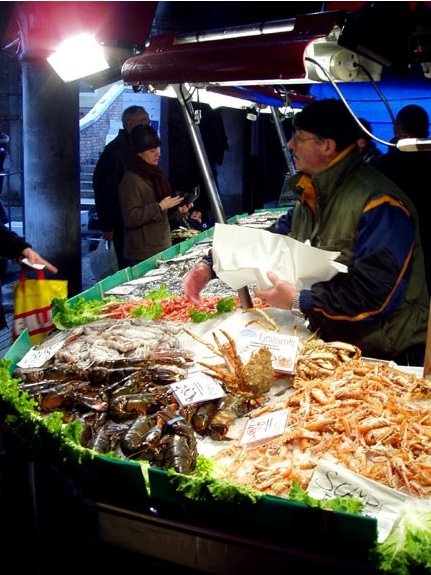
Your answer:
[308,456,408,542]
[212,223,346,290]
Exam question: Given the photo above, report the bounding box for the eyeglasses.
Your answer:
[290,132,322,145]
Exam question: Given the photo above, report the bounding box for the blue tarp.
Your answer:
[310,77,431,152]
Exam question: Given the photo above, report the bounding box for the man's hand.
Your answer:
[183,261,211,305]
[20,247,58,274]
[253,271,296,310]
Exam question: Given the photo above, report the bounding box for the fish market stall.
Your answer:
[1,213,431,575]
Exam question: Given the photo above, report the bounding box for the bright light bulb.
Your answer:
[47,33,109,82]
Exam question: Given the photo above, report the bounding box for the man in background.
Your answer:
[92,105,150,269]
[356,118,382,163]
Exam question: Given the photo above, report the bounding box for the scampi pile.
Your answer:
[211,356,431,498]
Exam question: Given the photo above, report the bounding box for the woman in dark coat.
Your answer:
[118,125,183,266]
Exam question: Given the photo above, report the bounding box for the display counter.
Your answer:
[0,212,382,574]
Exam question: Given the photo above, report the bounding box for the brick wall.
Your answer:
[80,96,123,166]
[79,90,161,167]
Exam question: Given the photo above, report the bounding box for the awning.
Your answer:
[121,11,344,88]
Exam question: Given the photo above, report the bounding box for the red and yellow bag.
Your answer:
[13,269,68,345]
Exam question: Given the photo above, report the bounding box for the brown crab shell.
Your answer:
[241,346,273,396]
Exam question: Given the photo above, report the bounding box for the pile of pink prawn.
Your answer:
[212,359,431,498]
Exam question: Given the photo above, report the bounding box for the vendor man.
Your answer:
[183,99,428,366]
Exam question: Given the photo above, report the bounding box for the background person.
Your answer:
[356,118,382,163]
[0,131,10,225]
[92,105,150,270]
[118,124,182,267]
[188,209,206,231]
[371,104,431,294]
[0,131,9,196]
[183,99,428,366]
[169,189,200,231]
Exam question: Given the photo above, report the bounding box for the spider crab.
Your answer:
[184,328,274,398]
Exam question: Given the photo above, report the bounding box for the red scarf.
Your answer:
[127,155,172,202]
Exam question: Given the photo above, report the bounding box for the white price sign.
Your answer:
[17,337,67,368]
[171,373,225,406]
[241,409,289,446]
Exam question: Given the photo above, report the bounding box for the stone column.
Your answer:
[21,59,82,296]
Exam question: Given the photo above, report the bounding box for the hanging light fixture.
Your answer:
[47,33,109,82]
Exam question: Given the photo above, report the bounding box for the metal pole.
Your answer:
[270,106,295,174]
[423,298,431,379]
[173,84,227,224]
[173,84,252,309]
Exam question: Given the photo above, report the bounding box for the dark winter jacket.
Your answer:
[118,168,172,262]
[284,147,428,360]
[92,129,133,268]
[372,146,431,294]
[92,129,132,233]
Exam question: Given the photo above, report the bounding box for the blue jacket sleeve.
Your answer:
[268,210,293,236]
[301,196,415,323]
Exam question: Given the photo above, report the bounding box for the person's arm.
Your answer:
[256,195,416,324]
[183,251,216,305]
[119,173,182,229]
[306,196,414,322]
[267,209,293,235]
[0,225,57,273]
[21,247,58,274]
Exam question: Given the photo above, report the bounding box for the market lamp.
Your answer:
[47,33,109,83]
[3,2,156,86]
[47,33,140,87]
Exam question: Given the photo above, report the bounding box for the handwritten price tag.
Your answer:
[171,373,225,406]
[17,338,66,368]
[308,457,408,542]
[240,409,289,447]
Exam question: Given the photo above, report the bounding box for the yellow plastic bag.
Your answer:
[13,269,68,345]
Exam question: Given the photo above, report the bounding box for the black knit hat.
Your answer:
[130,124,161,153]
[293,98,361,151]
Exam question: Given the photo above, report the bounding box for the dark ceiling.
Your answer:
[150,2,326,35]
[0,2,347,54]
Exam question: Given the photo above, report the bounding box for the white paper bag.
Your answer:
[212,223,346,290]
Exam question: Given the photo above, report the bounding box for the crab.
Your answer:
[184,328,274,398]
[295,337,361,380]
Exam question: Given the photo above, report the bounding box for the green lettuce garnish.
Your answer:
[371,504,431,575]
[145,284,172,300]
[167,455,263,504]
[52,296,117,328]
[288,480,364,514]
[189,296,237,323]
[130,301,163,320]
